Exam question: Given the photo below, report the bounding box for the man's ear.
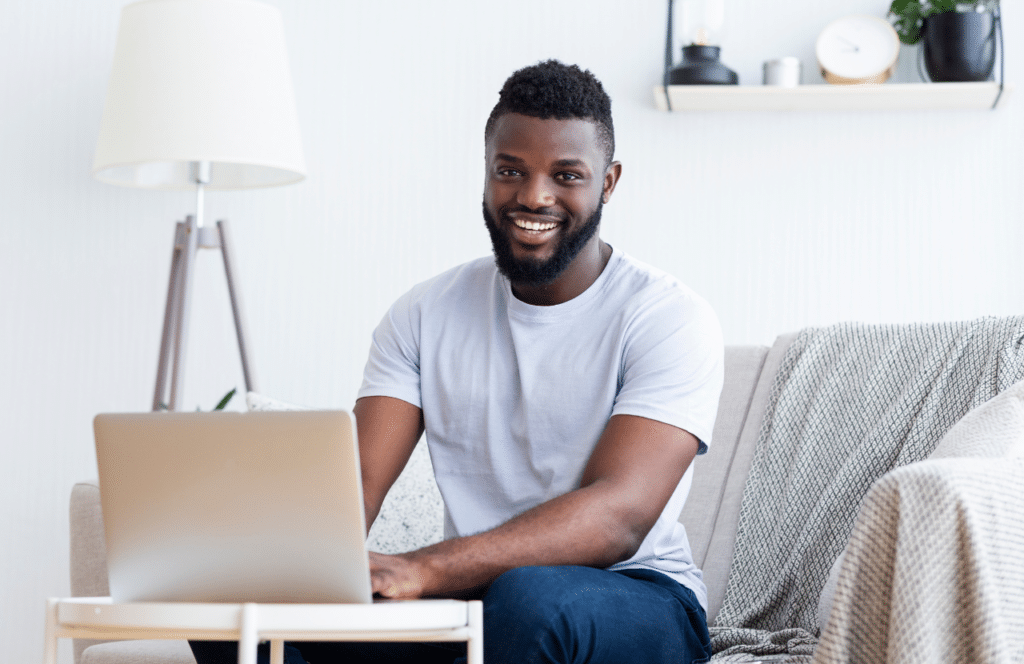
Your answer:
[602,161,622,204]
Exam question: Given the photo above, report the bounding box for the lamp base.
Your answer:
[669,45,739,85]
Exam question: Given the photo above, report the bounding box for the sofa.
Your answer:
[68,323,1024,664]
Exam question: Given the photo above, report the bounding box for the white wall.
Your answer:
[3,1,1022,662]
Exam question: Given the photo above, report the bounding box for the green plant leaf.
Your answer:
[890,0,922,14]
[214,388,237,411]
[889,0,925,43]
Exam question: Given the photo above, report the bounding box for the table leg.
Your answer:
[238,603,259,664]
[466,600,484,664]
[269,640,284,664]
[44,598,59,664]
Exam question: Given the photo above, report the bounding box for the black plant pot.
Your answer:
[922,10,996,82]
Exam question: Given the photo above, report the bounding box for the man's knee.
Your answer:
[482,566,712,664]
[483,566,595,664]
[485,566,583,624]
[488,565,567,604]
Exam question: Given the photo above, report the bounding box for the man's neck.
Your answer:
[511,240,612,307]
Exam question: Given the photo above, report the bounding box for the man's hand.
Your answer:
[369,551,429,599]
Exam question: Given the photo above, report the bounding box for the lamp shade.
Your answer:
[93,0,306,190]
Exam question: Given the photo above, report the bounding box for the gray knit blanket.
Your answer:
[708,318,1024,663]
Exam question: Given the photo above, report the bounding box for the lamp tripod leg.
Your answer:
[167,215,199,411]
[218,219,258,394]
[153,222,186,411]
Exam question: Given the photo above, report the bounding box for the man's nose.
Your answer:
[517,176,556,210]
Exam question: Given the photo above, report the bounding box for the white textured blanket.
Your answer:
[709,318,1024,662]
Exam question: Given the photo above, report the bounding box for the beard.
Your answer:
[483,199,603,287]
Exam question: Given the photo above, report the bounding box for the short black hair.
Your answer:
[484,60,615,167]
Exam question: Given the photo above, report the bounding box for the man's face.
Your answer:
[483,113,614,287]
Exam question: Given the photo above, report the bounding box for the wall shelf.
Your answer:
[654,82,1011,112]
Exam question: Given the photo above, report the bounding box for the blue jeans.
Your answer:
[189,565,711,664]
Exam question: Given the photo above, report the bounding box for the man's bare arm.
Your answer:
[352,396,425,530]
[369,413,700,599]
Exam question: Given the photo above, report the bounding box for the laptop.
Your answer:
[93,410,374,604]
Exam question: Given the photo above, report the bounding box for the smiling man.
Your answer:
[191,60,722,664]
[356,60,724,664]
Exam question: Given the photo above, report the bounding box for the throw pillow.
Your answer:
[245,391,309,411]
[929,379,1024,459]
[244,392,444,554]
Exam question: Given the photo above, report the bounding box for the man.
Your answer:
[356,60,722,663]
[192,60,721,664]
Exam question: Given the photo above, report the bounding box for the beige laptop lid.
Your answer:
[93,410,373,604]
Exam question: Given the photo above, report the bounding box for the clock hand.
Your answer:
[836,35,860,52]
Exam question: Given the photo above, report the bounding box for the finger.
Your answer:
[371,567,401,597]
[372,575,390,596]
[368,553,388,579]
[370,569,389,598]
[371,571,417,599]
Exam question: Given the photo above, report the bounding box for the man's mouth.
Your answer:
[499,210,565,248]
[513,218,559,232]
[505,210,564,237]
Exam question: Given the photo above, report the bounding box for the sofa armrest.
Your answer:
[815,458,1024,663]
[70,480,109,597]
[70,480,111,664]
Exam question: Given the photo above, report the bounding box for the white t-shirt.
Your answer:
[358,246,724,608]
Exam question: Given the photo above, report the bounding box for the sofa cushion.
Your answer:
[82,640,195,664]
[701,332,799,626]
[682,345,768,570]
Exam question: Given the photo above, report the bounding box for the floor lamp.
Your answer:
[92,0,306,411]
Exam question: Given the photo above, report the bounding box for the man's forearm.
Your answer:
[372,480,644,598]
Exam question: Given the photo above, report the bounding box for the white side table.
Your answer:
[45,597,483,664]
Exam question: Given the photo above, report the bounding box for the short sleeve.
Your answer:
[611,291,724,454]
[357,288,424,409]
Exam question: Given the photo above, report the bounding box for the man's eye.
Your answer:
[555,172,581,181]
[497,168,521,177]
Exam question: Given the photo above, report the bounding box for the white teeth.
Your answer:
[514,219,558,231]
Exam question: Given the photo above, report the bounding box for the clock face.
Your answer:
[816,15,900,82]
